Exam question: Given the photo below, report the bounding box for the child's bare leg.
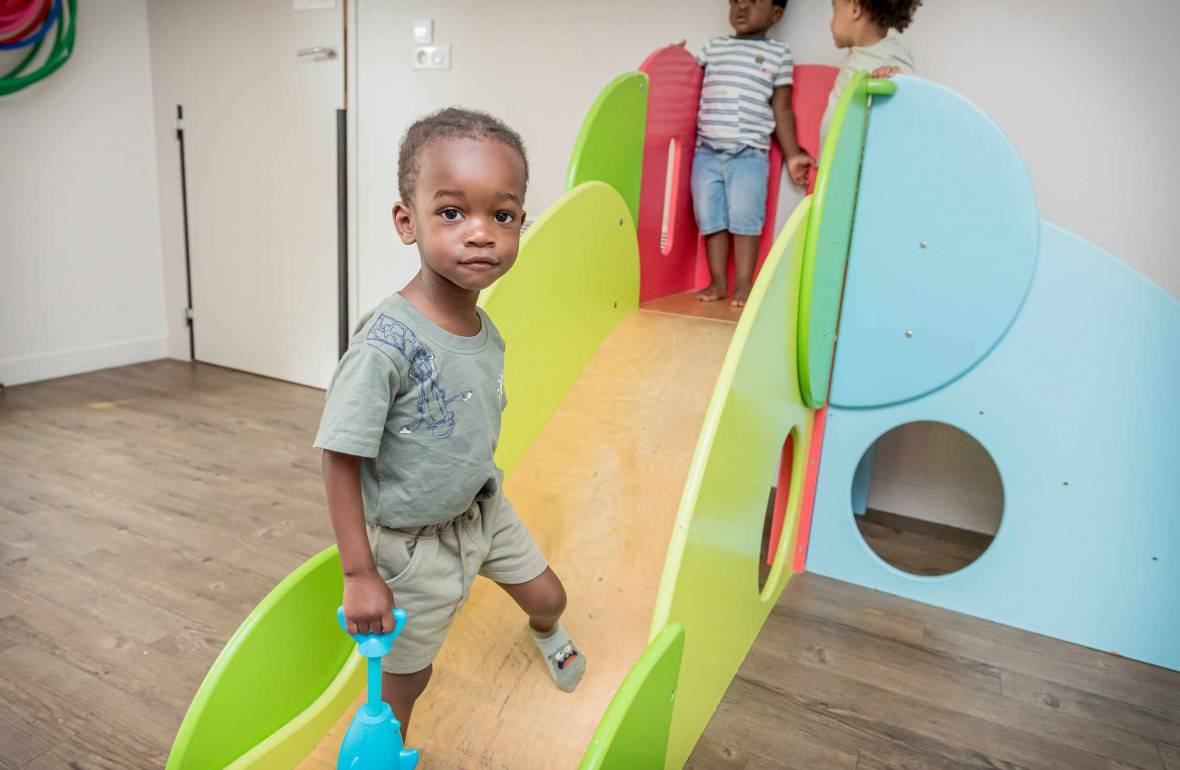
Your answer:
[382,665,432,740]
[499,566,566,631]
[732,234,760,307]
[695,231,730,301]
[499,568,585,691]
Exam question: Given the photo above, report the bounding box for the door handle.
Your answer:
[296,46,336,59]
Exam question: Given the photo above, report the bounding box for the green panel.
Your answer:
[649,199,816,769]
[797,72,875,408]
[564,72,649,225]
[225,654,363,769]
[166,547,355,770]
[579,623,685,770]
[480,181,640,478]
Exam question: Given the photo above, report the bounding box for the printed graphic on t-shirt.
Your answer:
[367,313,473,439]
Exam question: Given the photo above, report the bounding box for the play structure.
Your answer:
[165,43,1180,770]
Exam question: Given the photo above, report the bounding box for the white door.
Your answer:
[153,0,343,388]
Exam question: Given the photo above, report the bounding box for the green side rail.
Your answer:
[564,71,649,225]
[580,623,685,769]
[479,181,640,478]
[166,547,360,769]
[797,73,895,408]
[582,198,814,768]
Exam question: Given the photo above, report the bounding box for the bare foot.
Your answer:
[731,283,752,307]
[695,284,727,302]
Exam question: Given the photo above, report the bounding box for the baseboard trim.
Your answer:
[0,335,169,386]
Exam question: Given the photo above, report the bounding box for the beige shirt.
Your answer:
[819,32,915,149]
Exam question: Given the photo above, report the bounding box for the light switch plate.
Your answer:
[412,19,433,44]
[413,44,451,70]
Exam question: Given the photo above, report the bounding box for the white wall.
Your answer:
[864,423,1005,535]
[0,0,168,386]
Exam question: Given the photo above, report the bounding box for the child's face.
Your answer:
[829,0,862,48]
[729,0,782,38]
[393,137,527,293]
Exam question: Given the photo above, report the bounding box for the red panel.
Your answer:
[767,433,795,566]
[636,47,704,303]
[635,53,838,304]
[793,405,828,573]
[792,64,839,194]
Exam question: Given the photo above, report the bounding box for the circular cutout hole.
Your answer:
[852,422,1002,576]
[759,431,798,593]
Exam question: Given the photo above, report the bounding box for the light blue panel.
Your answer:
[830,77,1039,408]
[808,223,1180,671]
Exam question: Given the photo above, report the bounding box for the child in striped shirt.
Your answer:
[685,0,813,307]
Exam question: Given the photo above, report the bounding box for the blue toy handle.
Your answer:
[336,606,407,654]
[334,605,420,769]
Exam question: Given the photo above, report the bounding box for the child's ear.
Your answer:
[850,0,863,20]
[771,6,784,24]
[392,201,417,245]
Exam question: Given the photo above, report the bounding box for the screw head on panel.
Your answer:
[920,241,928,248]
[905,330,913,337]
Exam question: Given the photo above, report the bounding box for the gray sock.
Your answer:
[532,623,585,693]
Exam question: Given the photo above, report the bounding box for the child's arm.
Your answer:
[771,86,815,187]
[324,449,395,635]
[871,66,902,79]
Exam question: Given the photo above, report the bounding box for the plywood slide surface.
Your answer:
[299,311,734,769]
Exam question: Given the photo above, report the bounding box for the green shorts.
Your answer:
[367,491,548,674]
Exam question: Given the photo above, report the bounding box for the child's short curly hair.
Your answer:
[397,107,529,205]
[859,0,922,32]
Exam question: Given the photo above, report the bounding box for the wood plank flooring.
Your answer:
[855,508,996,577]
[0,361,332,769]
[2,361,1177,769]
[689,578,1180,769]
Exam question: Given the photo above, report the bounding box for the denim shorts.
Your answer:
[690,143,770,237]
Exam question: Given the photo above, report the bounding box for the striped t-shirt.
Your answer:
[696,36,794,150]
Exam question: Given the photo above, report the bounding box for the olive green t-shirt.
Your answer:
[314,293,507,529]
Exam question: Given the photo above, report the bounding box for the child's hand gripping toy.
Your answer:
[335,607,419,770]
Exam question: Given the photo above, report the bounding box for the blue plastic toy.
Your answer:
[335,607,419,770]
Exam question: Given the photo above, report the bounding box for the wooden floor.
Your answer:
[691,551,1180,769]
[0,360,332,770]
[855,508,996,577]
[2,361,1178,770]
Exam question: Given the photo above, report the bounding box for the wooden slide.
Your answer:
[299,310,736,769]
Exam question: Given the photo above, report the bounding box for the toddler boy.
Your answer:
[315,108,585,742]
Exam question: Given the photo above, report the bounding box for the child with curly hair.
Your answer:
[820,0,923,147]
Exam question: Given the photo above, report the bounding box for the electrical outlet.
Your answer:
[413,45,451,70]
